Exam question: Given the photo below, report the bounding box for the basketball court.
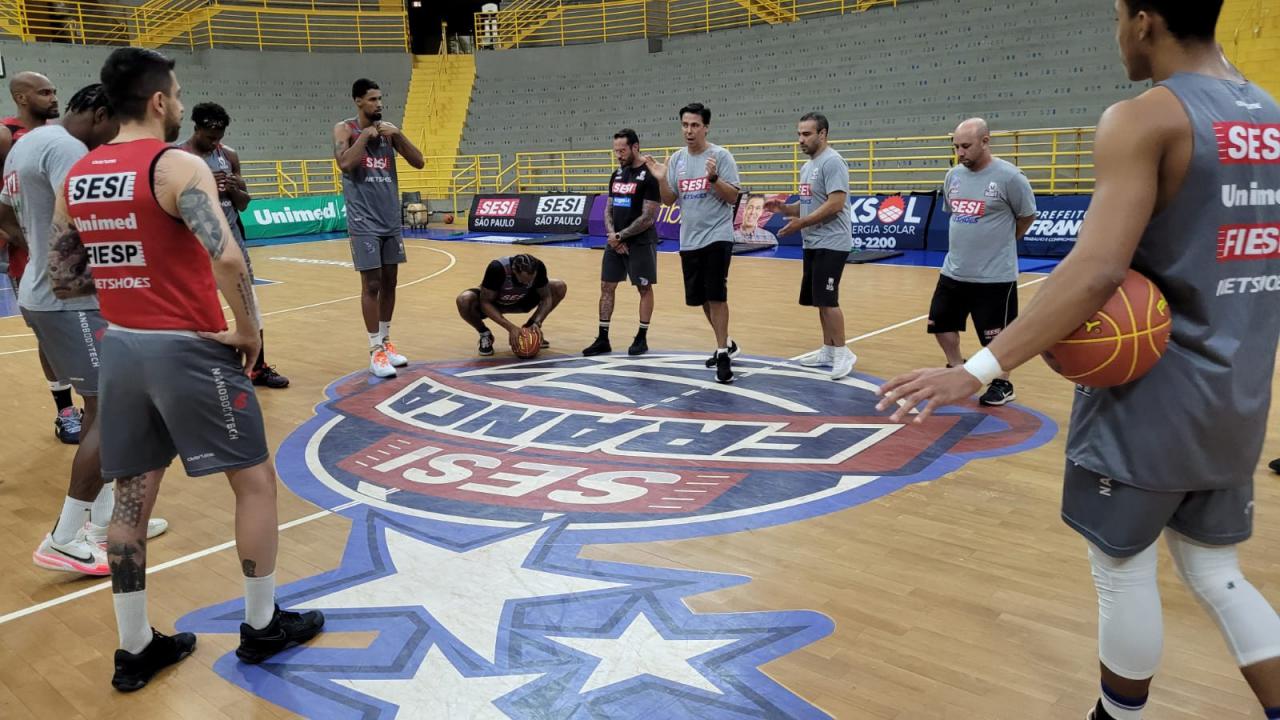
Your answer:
[0,232,1277,719]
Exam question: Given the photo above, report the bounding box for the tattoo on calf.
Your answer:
[108,540,147,593]
[242,559,258,578]
[112,476,147,528]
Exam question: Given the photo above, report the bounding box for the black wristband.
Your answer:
[708,173,719,184]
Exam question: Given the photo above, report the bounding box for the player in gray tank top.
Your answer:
[178,102,289,389]
[333,78,424,379]
[879,3,1280,718]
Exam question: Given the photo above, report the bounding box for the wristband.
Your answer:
[962,347,1004,385]
[708,173,719,184]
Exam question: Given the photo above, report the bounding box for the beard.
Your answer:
[164,117,181,143]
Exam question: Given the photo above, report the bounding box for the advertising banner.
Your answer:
[470,193,595,234]
[240,194,347,241]
[928,194,1089,257]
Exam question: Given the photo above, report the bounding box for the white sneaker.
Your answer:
[382,339,409,368]
[369,346,397,378]
[799,346,834,367]
[84,518,170,546]
[830,347,858,380]
[33,529,110,575]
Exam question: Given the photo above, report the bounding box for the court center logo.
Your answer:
[179,353,1054,719]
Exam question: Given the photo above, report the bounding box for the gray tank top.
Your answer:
[340,118,400,236]
[177,142,245,245]
[1066,73,1280,492]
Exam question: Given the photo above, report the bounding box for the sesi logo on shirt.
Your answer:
[364,156,389,171]
[68,172,137,204]
[1214,122,1280,164]
[611,182,638,195]
[679,177,709,194]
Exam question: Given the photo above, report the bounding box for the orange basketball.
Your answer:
[514,325,542,359]
[1041,269,1171,388]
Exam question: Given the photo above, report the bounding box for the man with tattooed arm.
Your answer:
[51,47,323,692]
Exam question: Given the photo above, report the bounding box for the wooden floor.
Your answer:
[0,234,1277,720]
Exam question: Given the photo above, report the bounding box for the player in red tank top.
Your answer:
[50,48,323,692]
[1,71,86,442]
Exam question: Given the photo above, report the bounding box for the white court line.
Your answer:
[0,264,1043,625]
[0,333,34,339]
[0,243,457,356]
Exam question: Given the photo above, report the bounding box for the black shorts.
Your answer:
[927,274,1018,345]
[469,288,540,315]
[602,241,658,287]
[799,248,848,308]
[679,241,732,306]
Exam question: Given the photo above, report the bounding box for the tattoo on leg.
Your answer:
[108,540,147,593]
[242,559,258,578]
[112,476,147,528]
[599,289,615,323]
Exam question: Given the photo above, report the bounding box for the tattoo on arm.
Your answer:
[604,197,615,235]
[177,176,228,260]
[617,200,659,241]
[48,220,95,298]
[235,270,257,322]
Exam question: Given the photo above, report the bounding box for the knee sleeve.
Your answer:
[1089,541,1164,679]
[1166,531,1280,667]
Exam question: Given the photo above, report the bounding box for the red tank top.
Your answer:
[3,117,29,281]
[64,139,226,332]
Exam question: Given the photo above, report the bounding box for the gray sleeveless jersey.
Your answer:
[340,118,401,236]
[1066,73,1280,491]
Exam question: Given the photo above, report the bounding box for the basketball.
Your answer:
[1041,269,1171,388]
[514,325,542,359]
[444,213,455,224]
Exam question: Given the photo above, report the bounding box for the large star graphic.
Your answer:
[297,525,626,662]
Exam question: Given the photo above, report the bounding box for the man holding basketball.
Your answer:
[929,117,1037,406]
[455,253,567,356]
[879,3,1280,719]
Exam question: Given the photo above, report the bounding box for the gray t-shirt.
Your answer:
[799,146,851,251]
[940,157,1036,283]
[667,144,739,251]
[0,125,96,312]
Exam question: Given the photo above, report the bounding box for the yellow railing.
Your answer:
[2,0,407,51]
[476,0,647,49]
[475,0,897,48]
[238,128,1091,219]
[241,155,504,212]
[501,128,1095,196]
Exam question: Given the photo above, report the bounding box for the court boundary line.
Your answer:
[0,269,1048,626]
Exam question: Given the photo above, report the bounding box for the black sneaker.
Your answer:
[478,332,494,356]
[236,605,325,664]
[1270,458,1280,474]
[705,339,740,368]
[979,378,1016,406]
[583,337,611,356]
[628,335,648,356]
[715,351,734,384]
[252,365,290,389]
[111,628,197,692]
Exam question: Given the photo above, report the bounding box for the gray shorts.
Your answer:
[23,308,105,395]
[98,328,269,479]
[602,242,658,287]
[1061,460,1253,558]
[349,233,406,271]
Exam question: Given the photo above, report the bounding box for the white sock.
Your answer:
[52,497,93,544]
[717,347,729,355]
[49,381,71,392]
[113,590,152,654]
[1100,692,1145,720]
[244,572,277,630]
[91,482,115,527]
[368,332,383,349]
[379,321,391,341]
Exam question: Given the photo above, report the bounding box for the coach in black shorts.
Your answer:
[645,103,741,384]
[584,129,660,357]
[929,117,1037,406]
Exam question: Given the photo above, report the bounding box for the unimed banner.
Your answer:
[241,194,347,240]
[470,193,595,234]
